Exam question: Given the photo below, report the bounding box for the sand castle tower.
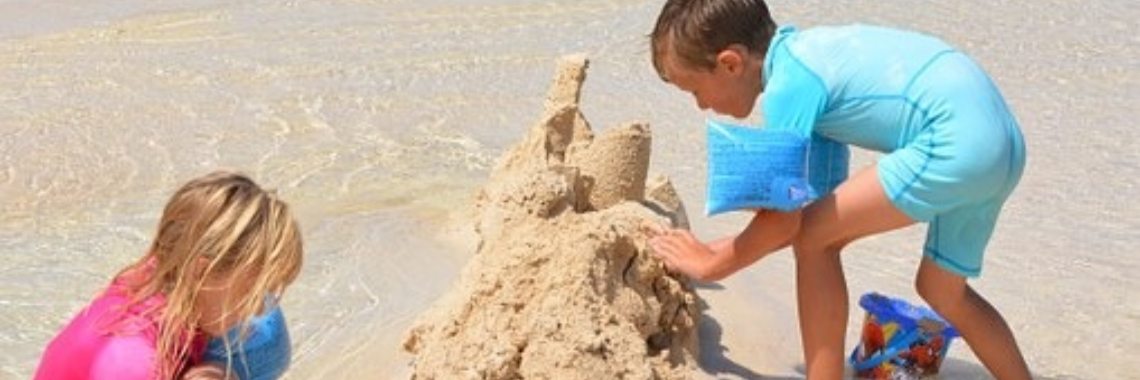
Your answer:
[403,55,699,379]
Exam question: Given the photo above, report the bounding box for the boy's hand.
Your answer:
[647,225,716,281]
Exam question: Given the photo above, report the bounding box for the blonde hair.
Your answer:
[113,170,303,378]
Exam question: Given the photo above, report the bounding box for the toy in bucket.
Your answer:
[850,293,959,379]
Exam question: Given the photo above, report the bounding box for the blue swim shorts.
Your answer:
[876,52,1026,278]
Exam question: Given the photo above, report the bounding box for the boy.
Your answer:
[645,0,1032,379]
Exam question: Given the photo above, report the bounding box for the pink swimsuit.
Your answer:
[34,270,204,379]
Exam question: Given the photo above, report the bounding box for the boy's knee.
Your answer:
[791,223,850,259]
[914,271,966,313]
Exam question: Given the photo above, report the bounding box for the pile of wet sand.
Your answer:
[402,55,700,379]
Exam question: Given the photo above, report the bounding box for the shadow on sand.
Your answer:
[695,296,800,380]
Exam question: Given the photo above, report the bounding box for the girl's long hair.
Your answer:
[112,171,303,378]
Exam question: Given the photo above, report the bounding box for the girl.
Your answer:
[35,171,304,379]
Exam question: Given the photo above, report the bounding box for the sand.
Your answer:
[401,55,700,379]
[2,2,1136,379]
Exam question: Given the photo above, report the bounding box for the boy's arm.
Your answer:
[712,209,801,257]
[651,209,801,282]
[651,37,835,282]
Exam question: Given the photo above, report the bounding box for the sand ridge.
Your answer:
[402,54,700,379]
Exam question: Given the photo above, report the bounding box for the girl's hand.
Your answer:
[182,363,234,380]
[647,225,717,281]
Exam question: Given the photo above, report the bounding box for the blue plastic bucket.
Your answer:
[849,293,959,379]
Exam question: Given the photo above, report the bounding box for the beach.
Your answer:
[1,0,1137,379]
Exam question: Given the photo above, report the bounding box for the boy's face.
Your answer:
[661,47,761,119]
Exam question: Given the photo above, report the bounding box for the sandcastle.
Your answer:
[402,55,700,379]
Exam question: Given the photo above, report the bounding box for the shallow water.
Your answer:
[1,0,1137,379]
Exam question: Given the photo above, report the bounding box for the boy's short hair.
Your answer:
[650,0,777,79]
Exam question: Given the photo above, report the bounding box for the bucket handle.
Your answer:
[849,326,924,372]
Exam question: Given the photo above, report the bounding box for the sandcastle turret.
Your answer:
[404,55,697,380]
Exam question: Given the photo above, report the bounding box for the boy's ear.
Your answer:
[715,44,748,75]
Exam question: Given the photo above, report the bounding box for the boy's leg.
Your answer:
[916,257,1031,380]
[792,166,915,379]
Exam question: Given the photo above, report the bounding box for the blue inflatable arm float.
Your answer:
[705,118,849,215]
[202,305,291,380]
